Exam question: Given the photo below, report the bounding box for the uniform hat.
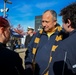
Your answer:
[27,26,34,31]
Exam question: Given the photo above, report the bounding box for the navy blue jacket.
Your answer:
[25,28,68,75]
[52,30,76,75]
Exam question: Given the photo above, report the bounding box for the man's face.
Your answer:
[27,30,33,35]
[42,11,57,32]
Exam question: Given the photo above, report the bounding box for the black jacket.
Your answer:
[25,34,34,48]
[25,27,69,75]
[0,42,24,75]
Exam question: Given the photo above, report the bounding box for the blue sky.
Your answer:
[0,0,76,32]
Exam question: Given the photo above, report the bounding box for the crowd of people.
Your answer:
[0,2,76,75]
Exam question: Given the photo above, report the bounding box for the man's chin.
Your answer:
[43,28,48,32]
[43,29,48,32]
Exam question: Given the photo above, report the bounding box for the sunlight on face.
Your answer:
[42,11,57,32]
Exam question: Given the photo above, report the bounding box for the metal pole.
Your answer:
[3,0,12,18]
[4,0,6,18]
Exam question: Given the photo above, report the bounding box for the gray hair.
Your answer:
[43,10,57,20]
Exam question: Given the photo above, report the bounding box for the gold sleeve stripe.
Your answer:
[32,48,36,54]
[49,56,52,63]
[34,37,40,43]
[52,45,58,51]
[55,35,62,41]
[44,71,49,75]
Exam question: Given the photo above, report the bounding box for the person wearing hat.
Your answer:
[24,27,34,58]
[27,26,34,31]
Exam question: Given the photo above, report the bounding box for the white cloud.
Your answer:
[17,5,32,12]
[36,2,57,9]
[12,4,32,13]
[17,13,32,18]
[11,3,33,18]
[12,5,19,9]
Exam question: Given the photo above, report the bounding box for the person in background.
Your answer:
[52,2,76,75]
[24,27,34,48]
[24,10,68,75]
[0,16,25,75]
[24,27,34,59]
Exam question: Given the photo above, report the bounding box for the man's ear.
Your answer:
[68,19,71,24]
[54,20,57,26]
[67,19,71,28]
